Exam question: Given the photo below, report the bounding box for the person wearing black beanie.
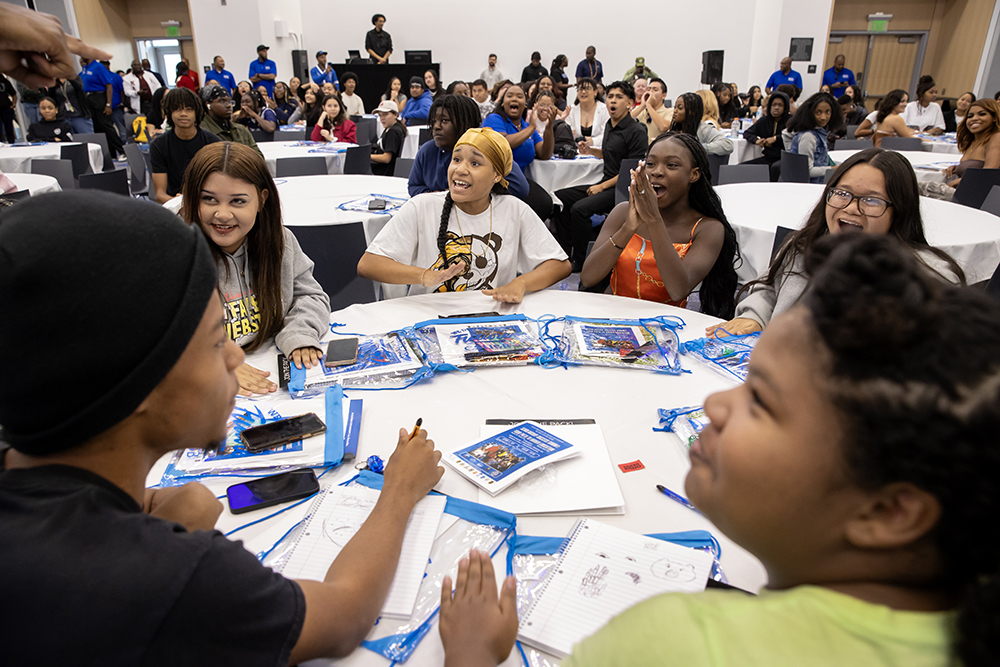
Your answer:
[0,189,446,664]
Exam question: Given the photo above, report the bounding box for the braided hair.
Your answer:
[436,180,510,275]
[646,132,740,318]
[799,232,1000,667]
[670,92,703,137]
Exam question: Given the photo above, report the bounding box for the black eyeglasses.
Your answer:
[826,188,892,217]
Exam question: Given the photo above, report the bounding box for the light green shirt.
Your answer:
[564,585,956,667]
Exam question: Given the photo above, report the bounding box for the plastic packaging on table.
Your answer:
[548,315,685,374]
[681,332,760,382]
[337,193,408,213]
[654,406,709,449]
[288,332,430,398]
[406,314,546,369]
[263,471,517,664]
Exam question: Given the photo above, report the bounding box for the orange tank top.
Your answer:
[610,219,701,306]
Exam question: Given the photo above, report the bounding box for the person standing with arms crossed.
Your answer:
[366,14,393,64]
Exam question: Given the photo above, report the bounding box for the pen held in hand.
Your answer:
[409,417,423,440]
[656,484,704,516]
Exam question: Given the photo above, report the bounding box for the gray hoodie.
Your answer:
[218,227,330,354]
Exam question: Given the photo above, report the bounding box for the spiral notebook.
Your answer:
[517,518,714,658]
[274,485,447,618]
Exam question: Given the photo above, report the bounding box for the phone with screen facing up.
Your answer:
[226,468,320,514]
[240,412,326,453]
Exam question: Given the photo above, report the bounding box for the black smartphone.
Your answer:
[368,198,387,210]
[438,311,500,319]
[240,413,326,453]
[226,468,319,514]
[325,337,359,367]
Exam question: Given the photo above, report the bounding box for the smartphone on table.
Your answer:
[226,468,320,514]
[325,337,359,367]
[240,412,326,453]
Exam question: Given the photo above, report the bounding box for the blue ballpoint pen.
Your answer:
[656,484,704,516]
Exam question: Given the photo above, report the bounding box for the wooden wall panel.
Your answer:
[830,0,937,31]
[924,0,995,95]
[826,34,869,82]
[867,35,918,96]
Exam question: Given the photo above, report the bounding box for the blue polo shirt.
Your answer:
[822,66,856,89]
[766,68,803,92]
[248,58,277,96]
[80,60,115,93]
[483,113,542,169]
[111,73,123,108]
[401,90,433,120]
[310,65,339,89]
[407,140,529,201]
[205,68,237,93]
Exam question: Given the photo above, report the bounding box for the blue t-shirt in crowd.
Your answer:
[310,65,339,89]
[205,68,237,93]
[407,140,529,201]
[766,68,803,91]
[248,58,277,96]
[80,60,115,93]
[401,90,433,120]
[574,59,604,83]
[483,113,542,169]
[822,66,856,89]
[111,73,123,108]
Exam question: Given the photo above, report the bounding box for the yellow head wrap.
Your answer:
[454,127,513,190]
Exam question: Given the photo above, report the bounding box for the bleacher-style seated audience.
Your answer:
[670,92,734,156]
[554,80,649,271]
[903,75,945,135]
[521,52,547,84]
[565,78,609,148]
[340,72,364,116]
[311,94,356,144]
[26,96,74,142]
[401,77,433,123]
[855,89,913,147]
[709,148,964,336]
[359,127,570,300]
[199,86,261,155]
[150,87,221,203]
[580,132,739,316]
[944,91,975,133]
[741,90,789,181]
[382,76,408,114]
[785,92,842,183]
[271,82,298,125]
[631,77,673,144]
[370,100,406,176]
[922,98,1000,200]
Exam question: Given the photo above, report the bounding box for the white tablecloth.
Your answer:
[919,132,960,154]
[401,125,423,160]
[527,156,604,200]
[0,142,103,175]
[258,141,356,177]
[828,150,956,184]
[146,289,766,667]
[4,173,61,195]
[717,182,1000,283]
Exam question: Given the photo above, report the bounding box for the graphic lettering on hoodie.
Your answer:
[223,289,260,343]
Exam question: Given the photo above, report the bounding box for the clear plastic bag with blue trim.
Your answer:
[681,332,760,382]
[262,471,517,663]
[406,314,546,369]
[549,316,685,374]
[654,406,709,449]
[288,332,431,398]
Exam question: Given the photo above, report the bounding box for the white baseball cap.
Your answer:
[374,100,399,115]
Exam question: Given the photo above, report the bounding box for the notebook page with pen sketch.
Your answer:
[517,518,714,658]
[275,485,447,618]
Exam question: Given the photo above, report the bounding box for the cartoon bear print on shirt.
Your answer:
[431,231,503,292]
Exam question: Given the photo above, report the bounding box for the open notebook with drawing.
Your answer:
[274,485,446,619]
[517,518,714,658]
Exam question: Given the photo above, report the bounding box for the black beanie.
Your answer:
[0,191,218,455]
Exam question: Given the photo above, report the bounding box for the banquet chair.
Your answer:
[407,118,429,127]
[287,224,378,310]
[73,133,114,171]
[418,127,432,146]
[280,128,306,141]
[770,226,794,262]
[845,124,859,139]
[0,189,31,209]
[834,139,870,150]
[706,153,729,185]
[352,117,378,146]
[60,143,93,182]
[30,159,76,190]
[778,151,809,183]
[614,159,641,206]
[393,158,414,178]
[276,156,328,177]
[250,129,274,143]
[79,169,131,197]
[343,145,373,175]
[718,164,769,185]
[980,185,1000,217]
[880,137,922,151]
[122,143,148,197]
[953,169,1000,209]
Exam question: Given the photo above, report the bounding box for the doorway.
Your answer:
[135,39,188,87]
[827,31,928,107]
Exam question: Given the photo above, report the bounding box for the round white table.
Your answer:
[258,140,356,177]
[149,289,765,667]
[401,125,423,160]
[0,142,103,175]
[4,173,60,196]
[527,155,604,201]
[919,132,960,154]
[717,182,1000,283]
[828,149,957,184]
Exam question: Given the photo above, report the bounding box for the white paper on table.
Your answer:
[275,485,447,618]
